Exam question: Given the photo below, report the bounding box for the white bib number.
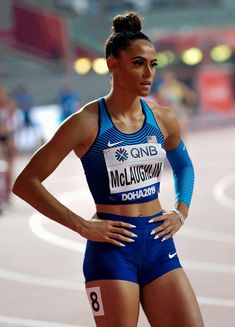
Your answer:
[103,143,165,201]
[86,286,105,317]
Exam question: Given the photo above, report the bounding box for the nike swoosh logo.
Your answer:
[168,252,177,259]
[107,141,124,147]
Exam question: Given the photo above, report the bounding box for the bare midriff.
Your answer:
[96,198,162,217]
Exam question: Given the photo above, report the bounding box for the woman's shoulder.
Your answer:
[65,99,99,130]
[144,99,180,138]
[56,99,99,140]
[49,99,100,155]
[75,99,99,119]
[145,99,178,124]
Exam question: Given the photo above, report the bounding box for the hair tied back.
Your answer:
[112,12,142,34]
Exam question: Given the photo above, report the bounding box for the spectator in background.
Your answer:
[14,85,44,151]
[156,70,197,126]
[0,85,17,200]
[14,84,34,130]
[58,85,81,122]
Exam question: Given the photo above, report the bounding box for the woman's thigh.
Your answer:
[86,279,140,327]
[140,268,204,327]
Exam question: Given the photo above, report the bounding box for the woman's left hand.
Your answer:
[149,211,182,241]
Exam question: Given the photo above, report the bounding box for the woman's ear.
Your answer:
[106,56,117,72]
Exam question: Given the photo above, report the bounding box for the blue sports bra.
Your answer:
[80,98,166,204]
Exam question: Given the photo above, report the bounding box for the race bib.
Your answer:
[103,143,165,202]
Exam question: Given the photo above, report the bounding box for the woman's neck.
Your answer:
[105,90,141,117]
[104,91,145,129]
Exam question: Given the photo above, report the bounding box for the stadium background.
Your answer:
[0,1,235,326]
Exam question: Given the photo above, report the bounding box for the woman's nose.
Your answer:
[144,65,152,77]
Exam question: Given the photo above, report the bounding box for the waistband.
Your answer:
[97,211,163,227]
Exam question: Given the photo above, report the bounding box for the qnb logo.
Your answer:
[115,148,128,162]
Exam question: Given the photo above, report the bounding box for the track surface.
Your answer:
[0,125,235,327]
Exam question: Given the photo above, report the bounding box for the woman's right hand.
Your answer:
[79,215,137,247]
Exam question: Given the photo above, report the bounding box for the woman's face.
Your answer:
[112,39,158,97]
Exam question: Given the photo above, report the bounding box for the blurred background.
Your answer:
[0,1,235,327]
[1,0,235,151]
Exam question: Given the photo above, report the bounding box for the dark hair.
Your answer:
[105,12,152,58]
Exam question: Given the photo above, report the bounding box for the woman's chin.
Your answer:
[139,90,150,97]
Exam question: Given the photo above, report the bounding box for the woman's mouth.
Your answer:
[140,81,152,85]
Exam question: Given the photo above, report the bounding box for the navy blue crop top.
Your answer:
[80,98,166,204]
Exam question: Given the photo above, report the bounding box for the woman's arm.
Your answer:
[12,107,136,246]
[148,105,194,240]
[12,112,87,232]
[163,107,194,218]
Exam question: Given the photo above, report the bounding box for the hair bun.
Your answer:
[112,12,142,33]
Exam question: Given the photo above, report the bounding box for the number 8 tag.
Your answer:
[86,286,105,316]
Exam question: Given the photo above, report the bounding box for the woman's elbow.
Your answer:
[12,173,33,199]
[12,175,25,197]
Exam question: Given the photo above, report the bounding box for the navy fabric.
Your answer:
[83,212,182,287]
[80,98,165,204]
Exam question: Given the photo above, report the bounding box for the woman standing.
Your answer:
[0,85,17,201]
[13,12,204,327]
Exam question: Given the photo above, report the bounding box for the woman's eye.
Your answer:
[152,62,158,68]
[133,60,144,66]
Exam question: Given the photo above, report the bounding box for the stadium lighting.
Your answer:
[92,58,109,75]
[210,44,232,62]
[157,51,175,68]
[74,58,92,75]
[181,48,203,66]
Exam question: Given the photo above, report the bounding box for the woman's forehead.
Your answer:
[120,39,157,59]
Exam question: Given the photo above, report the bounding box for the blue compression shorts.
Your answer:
[83,212,182,287]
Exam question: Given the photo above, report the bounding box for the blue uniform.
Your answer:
[83,212,182,286]
[81,98,182,285]
[80,98,166,204]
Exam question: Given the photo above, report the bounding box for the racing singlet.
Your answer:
[80,98,166,204]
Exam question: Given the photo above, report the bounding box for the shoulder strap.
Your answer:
[140,98,159,127]
[98,98,113,134]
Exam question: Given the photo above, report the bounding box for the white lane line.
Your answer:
[2,297,235,326]
[0,269,84,291]
[1,273,235,311]
[179,226,235,244]
[0,271,235,310]
[30,213,235,256]
[214,172,235,211]
[26,189,235,309]
[2,259,235,294]
[29,213,86,253]
[29,212,235,275]
[198,297,235,308]
[0,315,88,327]
[182,260,235,274]
[29,213,235,274]
[57,189,96,219]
